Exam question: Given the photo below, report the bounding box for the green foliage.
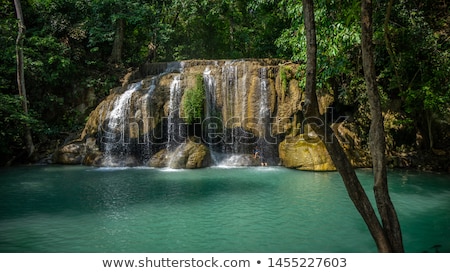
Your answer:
[0,94,40,157]
[280,66,288,94]
[376,0,450,147]
[276,0,361,90]
[277,0,450,150]
[279,65,292,98]
[1,0,449,162]
[164,0,287,60]
[182,75,205,125]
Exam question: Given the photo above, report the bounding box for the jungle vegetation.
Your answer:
[1,0,449,165]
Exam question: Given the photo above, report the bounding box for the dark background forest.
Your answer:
[1,0,449,168]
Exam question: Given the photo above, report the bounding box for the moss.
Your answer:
[280,66,288,99]
[182,75,205,124]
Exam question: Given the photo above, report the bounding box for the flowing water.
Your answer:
[167,75,183,151]
[102,82,141,165]
[0,166,448,253]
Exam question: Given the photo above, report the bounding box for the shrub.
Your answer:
[182,75,205,124]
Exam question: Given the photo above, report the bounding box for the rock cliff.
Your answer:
[54,59,366,170]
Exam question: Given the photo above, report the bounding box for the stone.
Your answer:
[53,143,84,165]
[82,151,103,166]
[148,149,169,168]
[148,140,211,169]
[279,134,336,171]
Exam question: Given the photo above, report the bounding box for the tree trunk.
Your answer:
[361,0,404,252]
[425,110,433,149]
[110,18,124,65]
[302,0,392,252]
[14,0,35,158]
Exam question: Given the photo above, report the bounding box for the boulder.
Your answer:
[148,140,211,169]
[53,143,84,165]
[279,134,336,171]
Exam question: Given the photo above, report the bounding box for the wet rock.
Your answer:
[147,149,168,168]
[53,143,84,165]
[82,151,103,166]
[148,140,211,169]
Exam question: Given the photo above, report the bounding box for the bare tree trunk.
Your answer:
[425,110,433,149]
[14,0,35,158]
[302,0,392,252]
[361,0,404,252]
[110,18,124,65]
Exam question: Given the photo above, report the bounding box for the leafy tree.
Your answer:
[378,0,450,149]
[0,93,39,164]
[166,0,285,60]
[1,0,447,166]
[302,0,403,252]
[276,0,361,88]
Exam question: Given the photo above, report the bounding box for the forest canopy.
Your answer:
[1,0,449,165]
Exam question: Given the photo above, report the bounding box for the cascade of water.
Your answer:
[167,75,183,151]
[221,61,234,122]
[203,66,220,164]
[216,60,255,166]
[102,82,141,166]
[93,60,279,168]
[236,62,249,155]
[221,61,246,155]
[135,80,157,163]
[258,67,270,137]
[240,62,248,125]
[221,62,234,155]
[256,68,270,165]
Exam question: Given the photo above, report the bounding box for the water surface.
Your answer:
[0,165,448,253]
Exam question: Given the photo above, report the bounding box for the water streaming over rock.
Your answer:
[167,74,183,150]
[57,59,359,170]
[101,82,141,166]
[203,65,220,164]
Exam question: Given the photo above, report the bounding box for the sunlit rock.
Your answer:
[55,59,364,169]
[279,134,336,171]
[148,139,211,169]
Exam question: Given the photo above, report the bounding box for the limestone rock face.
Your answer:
[279,134,336,171]
[55,59,367,170]
[59,59,305,167]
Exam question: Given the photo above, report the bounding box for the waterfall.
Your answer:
[203,66,220,164]
[167,75,183,151]
[258,67,269,138]
[135,81,157,163]
[101,82,141,166]
[70,59,300,168]
[257,68,270,165]
[220,61,249,155]
[213,60,256,166]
